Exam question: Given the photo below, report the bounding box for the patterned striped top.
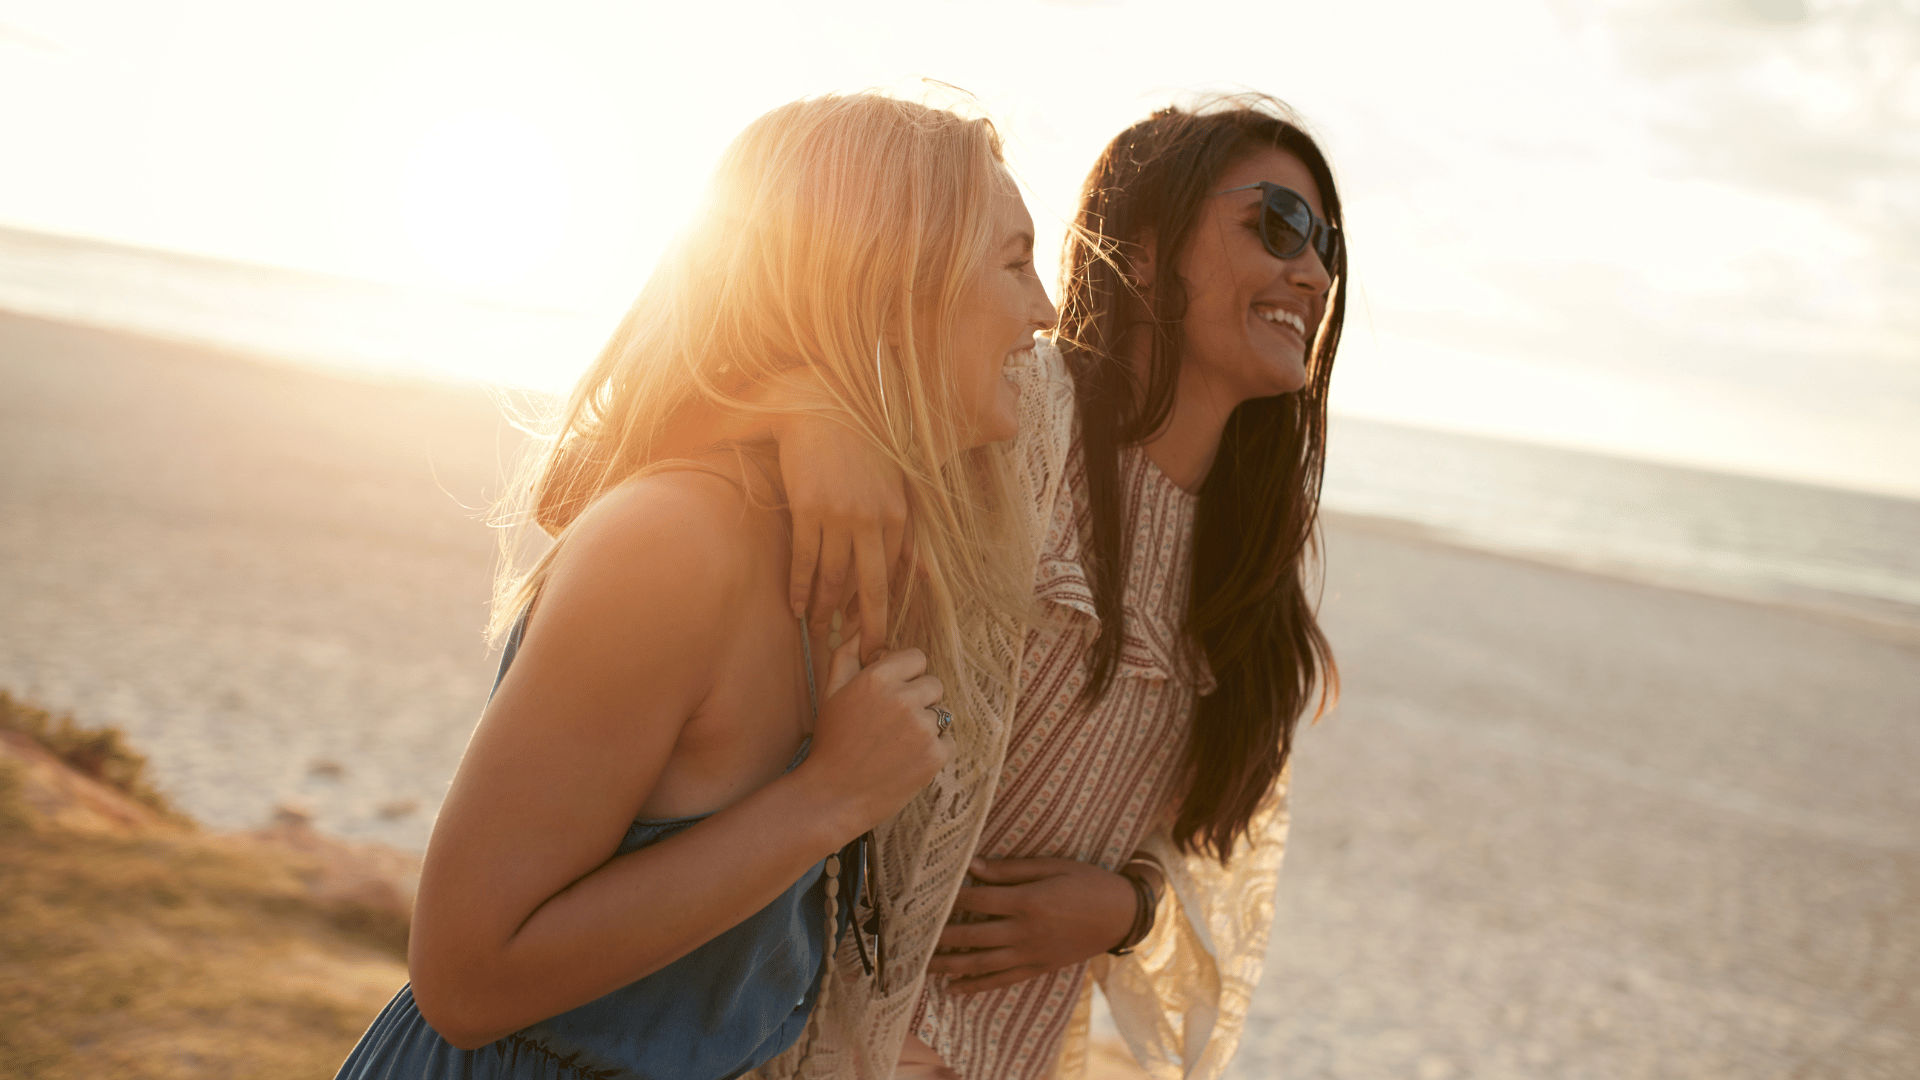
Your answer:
[912,434,1214,1079]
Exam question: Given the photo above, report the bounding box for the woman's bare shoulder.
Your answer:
[537,468,771,649]
[576,468,762,556]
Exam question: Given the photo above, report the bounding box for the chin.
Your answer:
[1244,357,1309,398]
[982,383,1021,443]
[969,402,1019,446]
[1277,347,1313,387]
[978,416,1019,445]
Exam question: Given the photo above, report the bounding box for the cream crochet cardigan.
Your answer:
[759,340,1291,1080]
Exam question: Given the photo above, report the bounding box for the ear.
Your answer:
[1124,229,1157,292]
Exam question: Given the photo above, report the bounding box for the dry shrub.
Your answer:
[0,691,187,824]
[0,703,407,1079]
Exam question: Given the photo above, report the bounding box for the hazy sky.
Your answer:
[2,0,1915,496]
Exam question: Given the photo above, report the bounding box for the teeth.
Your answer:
[1257,308,1305,334]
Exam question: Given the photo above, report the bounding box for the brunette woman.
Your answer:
[773,96,1345,1079]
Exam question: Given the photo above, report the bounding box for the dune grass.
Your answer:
[0,690,186,823]
[0,697,406,1079]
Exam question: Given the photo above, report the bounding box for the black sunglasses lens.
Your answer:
[1260,189,1312,259]
[1318,229,1343,274]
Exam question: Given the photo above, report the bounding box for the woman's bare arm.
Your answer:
[765,405,910,664]
[407,477,949,1049]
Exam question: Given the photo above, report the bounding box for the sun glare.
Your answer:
[0,0,1912,494]
[398,111,573,296]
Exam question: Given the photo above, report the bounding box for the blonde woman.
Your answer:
[334,92,1055,1080]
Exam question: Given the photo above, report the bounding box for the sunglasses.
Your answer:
[1215,182,1344,275]
[847,829,889,992]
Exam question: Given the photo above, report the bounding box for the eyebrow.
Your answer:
[1005,230,1034,253]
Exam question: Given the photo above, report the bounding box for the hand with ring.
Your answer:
[802,621,953,835]
[930,707,954,737]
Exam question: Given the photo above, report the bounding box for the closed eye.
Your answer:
[1004,229,1035,273]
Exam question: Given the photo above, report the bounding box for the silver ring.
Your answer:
[931,707,953,736]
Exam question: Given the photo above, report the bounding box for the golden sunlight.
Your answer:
[395,110,576,296]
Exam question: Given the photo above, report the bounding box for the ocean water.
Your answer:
[0,224,610,391]
[5,224,1916,632]
[1323,418,1920,632]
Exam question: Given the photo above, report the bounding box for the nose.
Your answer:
[1031,278,1059,331]
[1288,249,1332,297]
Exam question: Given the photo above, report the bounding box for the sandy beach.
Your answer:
[3,311,1915,1078]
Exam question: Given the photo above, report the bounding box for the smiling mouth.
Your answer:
[1256,307,1306,335]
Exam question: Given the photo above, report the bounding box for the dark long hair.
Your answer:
[1057,96,1342,862]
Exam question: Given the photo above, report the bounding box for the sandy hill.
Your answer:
[0,692,415,1079]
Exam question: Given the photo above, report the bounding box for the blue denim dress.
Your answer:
[336,615,847,1080]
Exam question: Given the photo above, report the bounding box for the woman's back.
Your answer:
[557,467,818,820]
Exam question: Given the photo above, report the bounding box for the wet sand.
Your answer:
[2,312,1915,1078]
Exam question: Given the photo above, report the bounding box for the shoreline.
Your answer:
[9,303,1910,638]
[1322,508,1920,648]
[6,311,1917,1077]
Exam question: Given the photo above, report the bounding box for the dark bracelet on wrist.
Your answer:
[1107,868,1159,956]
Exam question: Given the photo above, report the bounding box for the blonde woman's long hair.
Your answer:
[492,91,1030,718]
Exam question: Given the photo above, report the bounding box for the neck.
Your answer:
[1141,357,1241,495]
